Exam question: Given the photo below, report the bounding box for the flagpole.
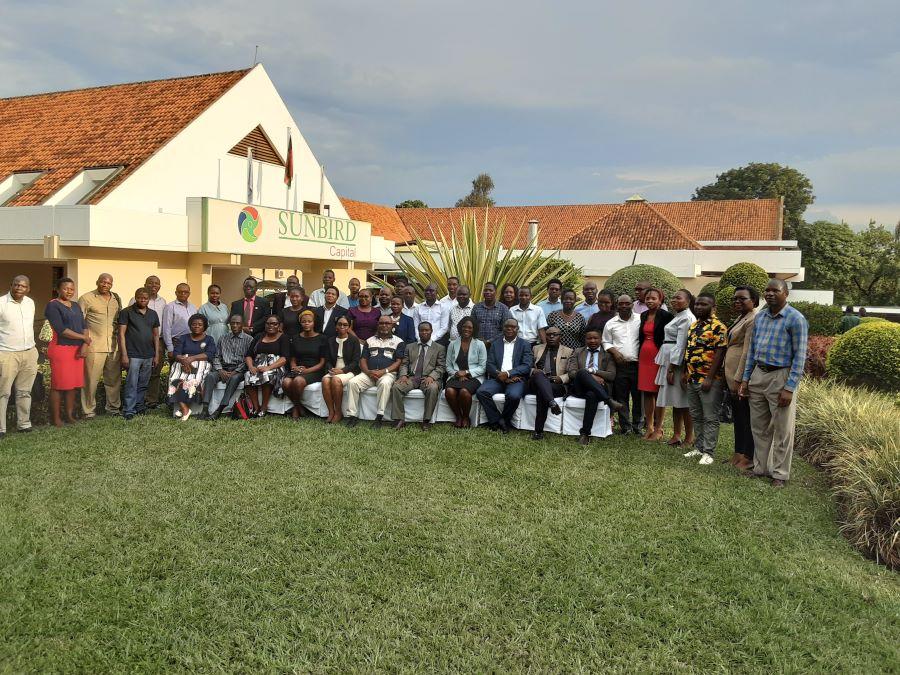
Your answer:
[246,146,254,204]
[285,127,290,210]
[319,164,325,215]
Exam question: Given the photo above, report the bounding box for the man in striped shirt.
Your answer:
[201,315,254,420]
[738,279,808,488]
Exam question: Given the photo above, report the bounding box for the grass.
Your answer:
[1,413,899,672]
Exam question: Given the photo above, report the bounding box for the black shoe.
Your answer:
[345,416,359,428]
[0,432,6,440]
[208,407,223,421]
[18,427,33,433]
[578,433,591,445]
[123,414,134,421]
[550,403,562,416]
[531,431,544,441]
[372,415,383,429]
[498,419,510,433]
[607,399,625,413]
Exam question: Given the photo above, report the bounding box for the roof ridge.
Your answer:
[0,67,253,102]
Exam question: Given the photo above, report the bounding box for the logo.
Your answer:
[238,206,261,243]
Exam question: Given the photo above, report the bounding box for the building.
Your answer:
[0,65,396,313]
[342,195,804,292]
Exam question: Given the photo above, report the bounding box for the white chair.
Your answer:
[395,389,427,422]
[515,394,565,433]
[300,382,328,417]
[207,379,245,413]
[266,391,293,415]
[561,397,613,438]
[487,393,525,427]
[432,390,481,425]
[355,387,393,421]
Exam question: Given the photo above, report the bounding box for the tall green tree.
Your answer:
[850,221,900,306]
[455,173,496,207]
[395,199,428,209]
[794,220,862,301]
[692,162,814,237]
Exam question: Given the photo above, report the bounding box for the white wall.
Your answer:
[789,289,834,305]
[100,64,349,220]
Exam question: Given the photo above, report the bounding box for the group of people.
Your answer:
[0,268,807,486]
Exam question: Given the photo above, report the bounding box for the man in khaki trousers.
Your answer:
[78,273,122,417]
[0,275,39,438]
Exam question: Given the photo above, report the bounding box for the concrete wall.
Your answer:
[0,261,66,322]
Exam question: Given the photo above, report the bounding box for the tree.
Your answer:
[849,222,900,306]
[692,162,814,237]
[455,173,496,207]
[794,220,862,300]
[395,199,428,209]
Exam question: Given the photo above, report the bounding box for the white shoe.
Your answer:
[174,410,182,418]
[698,453,714,465]
[683,449,701,458]
[181,409,191,422]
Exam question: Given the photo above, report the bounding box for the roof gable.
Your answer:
[228,125,284,167]
[0,69,250,206]
[559,200,702,250]
[340,197,412,242]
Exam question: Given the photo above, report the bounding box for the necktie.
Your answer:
[243,298,253,324]
[588,349,598,370]
[414,344,427,379]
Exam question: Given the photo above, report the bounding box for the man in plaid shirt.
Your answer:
[738,279,808,488]
[471,282,511,348]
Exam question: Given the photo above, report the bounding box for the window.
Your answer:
[0,170,46,206]
[45,166,124,206]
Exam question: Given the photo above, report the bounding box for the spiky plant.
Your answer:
[387,210,582,302]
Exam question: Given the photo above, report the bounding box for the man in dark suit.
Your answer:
[567,328,624,445]
[313,286,349,337]
[270,274,300,316]
[391,321,446,431]
[230,277,270,337]
[476,318,534,432]
[527,327,573,440]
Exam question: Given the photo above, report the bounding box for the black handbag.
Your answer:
[719,388,735,424]
[31,371,46,404]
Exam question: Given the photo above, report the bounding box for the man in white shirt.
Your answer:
[401,286,417,318]
[0,275,38,438]
[446,285,475,342]
[413,283,448,343]
[601,294,642,434]
[308,269,350,309]
[439,276,460,310]
[510,286,547,345]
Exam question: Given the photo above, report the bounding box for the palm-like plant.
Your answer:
[387,210,583,302]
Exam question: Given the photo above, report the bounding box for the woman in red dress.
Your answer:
[637,288,672,440]
[44,277,90,427]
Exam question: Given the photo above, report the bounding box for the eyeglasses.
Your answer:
[265,321,280,326]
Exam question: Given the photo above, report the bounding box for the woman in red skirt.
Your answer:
[44,277,90,426]
[637,288,672,440]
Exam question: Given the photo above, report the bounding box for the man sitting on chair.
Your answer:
[476,318,534,432]
[527,327,572,440]
[391,321,446,431]
[345,315,405,429]
[200,314,254,420]
[566,328,624,445]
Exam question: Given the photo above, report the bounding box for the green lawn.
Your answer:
[1,414,898,672]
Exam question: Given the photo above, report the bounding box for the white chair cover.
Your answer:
[560,397,613,437]
[515,394,565,433]
[432,390,481,425]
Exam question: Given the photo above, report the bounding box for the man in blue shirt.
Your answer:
[576,281,600,320]
[738,279,808,488]
[476,318,534,432]
[537,278,563,319]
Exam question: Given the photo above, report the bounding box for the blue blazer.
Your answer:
[445,337,488,382]
[486,337,534,379]
[391,314,416,344]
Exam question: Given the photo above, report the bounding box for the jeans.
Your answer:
[476,378,527,425]
[123,357,152,416]
[687,379,724,456]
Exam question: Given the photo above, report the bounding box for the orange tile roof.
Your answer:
[559,200,702,250]
[654,198,783,241]
[0,69,251,206]
[340,197,412,242]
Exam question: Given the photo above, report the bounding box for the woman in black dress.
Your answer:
[547,289,587,349]
[280,287,306,338]
[244,315,290,416]
[283,310,327,419]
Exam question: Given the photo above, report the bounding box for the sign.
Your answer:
[199,198,370,261]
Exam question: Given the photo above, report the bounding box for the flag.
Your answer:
[246,146,254,203]
[284,131,293,188]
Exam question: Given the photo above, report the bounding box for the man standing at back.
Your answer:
[414,283,448,345]
[308,269,349,308]
[838,305,860,333]
[130,275,167,408]
[229,277,270,337]
[79,273,122,418]
[0,275,38,439]
[446,285,474,342]
[510,286,547,346]
[471,282,511,348]
[602,294,641,434]
[162,283,196,360]
[576,281,600,320]
[440,276,460,310]
[738,279,808,489]
[537,278,563,319]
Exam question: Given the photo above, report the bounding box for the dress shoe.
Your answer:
[208,407,223,421]
[578,433,591,445]
[531,431,544,441]
[394,420,406,430]
[345,416,359,428]
[771,479,786,489]
[18,427,33,433]
[607,399,625,413]
[372,415,383,429]
[550,403,562,416]
[498,419,510,433]
[420,422,432,431]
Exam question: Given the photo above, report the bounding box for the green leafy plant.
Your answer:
[827,321,900,391]
[604,264,680,303]
[714,262,769,323]
[859,316,887,324]
[805,336,835,379]
[699,280,719,298]
[387,210,582,302]
[791,301,844,337]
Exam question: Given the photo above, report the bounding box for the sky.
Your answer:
[2,0,899,229]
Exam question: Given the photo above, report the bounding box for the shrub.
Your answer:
[792,301,843,336]
[605,264,680,303]
[860,316,887,324]
[827,321,900,391]
[805,336,835,379]
[699,280,719,298]
[794,379,899,569]
[714,262,768,323]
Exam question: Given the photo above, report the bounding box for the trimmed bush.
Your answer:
[699,280,719,298]
[827,321,900,391]
[792,301,843,337]
[805,336,835,379]
[859,316,887,324]
[795,379,899,569]
[714,262,768,323]
[604,264,680,303]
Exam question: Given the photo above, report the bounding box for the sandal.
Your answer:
[666,439,683,447]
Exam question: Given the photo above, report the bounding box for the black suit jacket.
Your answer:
[230,295,271,337]
[325,336,361,375]
[270,292,288,316]
[313,305,349,338]
[639,308,673,349]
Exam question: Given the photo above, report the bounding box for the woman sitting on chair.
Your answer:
[168,313,217,421]
[444,316,487,428]
[243,315,289,417]
[321,316,361,424]
[283,310,327,420]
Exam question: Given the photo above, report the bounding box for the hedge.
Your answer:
[792,301,843,337]
[827,321,900,391]
[604,265,680,303]
[794,379,899,569]
[860,316,888,324]
[699,280,719,298]
[714,262,768,323]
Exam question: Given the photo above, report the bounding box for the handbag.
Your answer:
[719,389,735,424]
[31,371,46,404]
[230,392,257,420]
